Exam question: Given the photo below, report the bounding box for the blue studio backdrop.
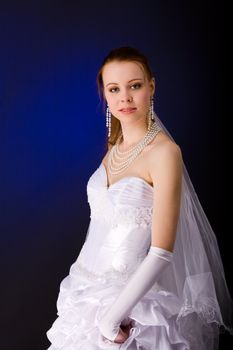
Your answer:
[0,1,230,349]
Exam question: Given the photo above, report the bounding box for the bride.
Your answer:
[46,46,233,350]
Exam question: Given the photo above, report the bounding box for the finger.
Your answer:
[114,329,129,344]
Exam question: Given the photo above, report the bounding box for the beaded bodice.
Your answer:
[74,162,157,286]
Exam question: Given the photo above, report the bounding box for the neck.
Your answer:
[119,120,148,150]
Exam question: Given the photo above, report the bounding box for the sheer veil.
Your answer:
[84,110,233,347]
[153,111,233,345]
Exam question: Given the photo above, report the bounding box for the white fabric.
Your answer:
[46,162,189,349]
[98,246,173,341]
[46,112,233,350]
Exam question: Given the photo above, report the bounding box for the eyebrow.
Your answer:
[106,78,143,87]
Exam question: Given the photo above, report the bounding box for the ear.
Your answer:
[149,77,156,95]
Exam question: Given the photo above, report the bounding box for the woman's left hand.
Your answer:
[102,320,134,344]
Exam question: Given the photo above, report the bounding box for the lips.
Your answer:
[119,108,137,112]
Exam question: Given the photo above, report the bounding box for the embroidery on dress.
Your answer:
[112,206,153,229]
[75,260,130,284]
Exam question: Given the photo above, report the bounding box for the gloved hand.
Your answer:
[98,245,173,341]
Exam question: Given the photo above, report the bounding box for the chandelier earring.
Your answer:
[106,105,111,138]
[147,97,155,131]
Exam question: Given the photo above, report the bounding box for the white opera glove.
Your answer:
[98,245,173,342]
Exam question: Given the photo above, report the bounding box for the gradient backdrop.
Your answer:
[0,1,230,349]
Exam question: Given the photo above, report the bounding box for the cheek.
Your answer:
[138,90,150,104]
[105,88,116,98]
[104,92,114,106]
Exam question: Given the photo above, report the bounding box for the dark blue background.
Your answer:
[0,1,231,349]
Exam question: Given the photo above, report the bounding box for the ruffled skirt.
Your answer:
[46,260,218,350]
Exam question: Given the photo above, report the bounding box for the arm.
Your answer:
[98,140,183,342]
[98,246,173,341]
[149,140,183,251]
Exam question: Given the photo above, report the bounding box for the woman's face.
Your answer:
[102,60,155,125]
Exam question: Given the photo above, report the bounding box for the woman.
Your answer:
[46,46,233,349]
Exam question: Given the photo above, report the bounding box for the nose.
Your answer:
[120,91,133,103]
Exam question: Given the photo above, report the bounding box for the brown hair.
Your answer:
[96,46,154,149]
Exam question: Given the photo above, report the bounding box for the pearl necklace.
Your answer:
[107,121,162,175]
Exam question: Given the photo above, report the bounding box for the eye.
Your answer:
[131,83,142,89]
[108,87,119,93]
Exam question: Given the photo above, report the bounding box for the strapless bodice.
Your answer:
[88,163,154,226]
[73,163,160,287]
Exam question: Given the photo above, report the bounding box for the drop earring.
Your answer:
[106,105,111,138]
[147,97,155,131]
[151,97,154,121]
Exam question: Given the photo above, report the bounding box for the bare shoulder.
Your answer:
[148,131,182,160]
[147,132,183,179]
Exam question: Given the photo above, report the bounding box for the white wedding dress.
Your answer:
[46,162,221,350]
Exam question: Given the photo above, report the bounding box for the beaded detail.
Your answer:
[75,260,162,292]
[75,260,131,284]
[111,206,153,229]
[88,190,153,229]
